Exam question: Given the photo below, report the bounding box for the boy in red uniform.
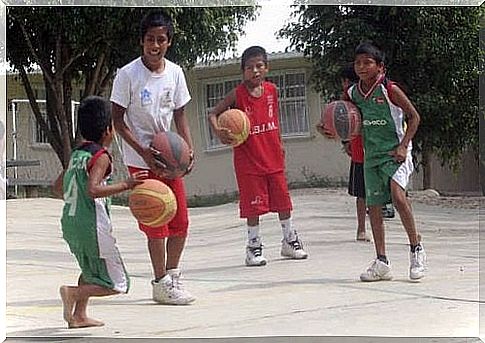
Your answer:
[209,46,308,266]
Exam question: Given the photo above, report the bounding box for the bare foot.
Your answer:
[69,317,105,329]
[59,286,76,323]
[356,231,372,242]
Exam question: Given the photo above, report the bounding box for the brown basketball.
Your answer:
[150,131,191,179]
[128,179,177,227]
[321,100,362,141]
[217,109,250,147]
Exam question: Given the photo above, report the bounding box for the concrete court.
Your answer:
[4,188,483,342]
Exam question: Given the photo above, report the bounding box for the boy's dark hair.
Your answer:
[241,46,267,70]
[340,62,359,84]
[78,96,112,143]
[355,42,385,65]
[140,11,174,41]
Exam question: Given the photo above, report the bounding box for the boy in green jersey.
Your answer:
[55,96,146,328]
[344,42,426,281]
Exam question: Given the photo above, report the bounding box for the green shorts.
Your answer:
[73,250,130,293]
[364,160,399,206]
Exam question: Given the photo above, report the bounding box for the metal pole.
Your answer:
[11,101,18,196]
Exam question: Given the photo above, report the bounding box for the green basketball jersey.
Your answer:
[349,82,407,168]
[61,143,112,257]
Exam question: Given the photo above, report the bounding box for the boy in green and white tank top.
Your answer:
[344,42,427,282]
[54,96,146,329]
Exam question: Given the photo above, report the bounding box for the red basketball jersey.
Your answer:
[234,81,285,175]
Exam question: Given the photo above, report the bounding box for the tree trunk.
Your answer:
[421,146,432,190]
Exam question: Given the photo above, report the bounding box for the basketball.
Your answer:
[128,179,177,227]
[217,109,250,147]
[150,131,191,179]
[321,100,362,141]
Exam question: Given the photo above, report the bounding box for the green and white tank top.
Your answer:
[61,142,113,256]
[348,81,408,167]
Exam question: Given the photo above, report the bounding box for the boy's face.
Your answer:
[242,55,268,87]
[354,53,384,83]
[141,26,172,64]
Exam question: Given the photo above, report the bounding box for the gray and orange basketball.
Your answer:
[217,109,250,147]
[321,100,362,141]
[128,179,177,227]
[150,131,191,179]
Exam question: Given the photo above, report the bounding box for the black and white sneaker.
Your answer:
[245,243,267,266]
[281,237,308,259]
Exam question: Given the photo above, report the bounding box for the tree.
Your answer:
[7,6,257,167]
[279,6,480,187]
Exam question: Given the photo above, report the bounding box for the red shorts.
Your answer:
[235,171,293,218]
[128,166,189,239]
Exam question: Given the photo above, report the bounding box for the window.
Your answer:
[32,102,49,144]
[200,78,241,150]
[267,71,309,137]
[31,100,80,145]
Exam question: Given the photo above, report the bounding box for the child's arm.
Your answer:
[173,105,195,175]
[208,90,238,146]
[87,153,147,199]
[52,170,65,199]
[389,84,421,162]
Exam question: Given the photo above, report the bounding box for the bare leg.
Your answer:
[277,211,291,221]
[166,236,187,270]
[355,197,369,241]
[368,205,385,256]
[247,217,260,226]
[148,238,167,279]
[391,180,419,246]
[60,279,117,328]
[70,285,117,328]
[59,286,76,323]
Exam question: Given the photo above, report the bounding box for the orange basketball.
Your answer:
[321,100,361,141]
[128,179,177,227]
[150,131,191,179]
[217,109,250,147]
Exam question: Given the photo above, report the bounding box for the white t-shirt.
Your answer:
[110,57,191,168]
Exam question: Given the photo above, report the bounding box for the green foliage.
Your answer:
[280,5,480,169]
[7,6,257,167]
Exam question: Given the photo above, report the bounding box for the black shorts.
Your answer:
[348,161,365,198]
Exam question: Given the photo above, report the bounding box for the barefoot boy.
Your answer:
[56,96,146,328]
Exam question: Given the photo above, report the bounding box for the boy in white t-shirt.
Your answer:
[110,11,195,305]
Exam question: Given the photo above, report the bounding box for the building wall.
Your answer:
[6,74,64,187]
[6,57,477,197]
[413,150,479,194]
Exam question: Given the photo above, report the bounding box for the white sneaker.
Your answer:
[245,241,267,266]
[281,237,308,259]
[151,274,193,305]
[360,259,393,282]
[409,245,427,280]
[167,269,196,303]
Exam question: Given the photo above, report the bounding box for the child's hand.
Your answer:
[389,144,407,163]
[216,127,237,146]
[183,150,195,176]
[142,147,170,178]
[126,170,148,189]
[316,123,336,139]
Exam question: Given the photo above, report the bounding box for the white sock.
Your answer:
[247,225,261,246]
[280,218,297,242]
